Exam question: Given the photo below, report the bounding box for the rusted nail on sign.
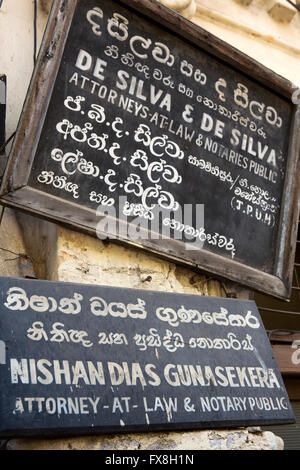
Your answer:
[0,277,295,438]
[0,0,299,300]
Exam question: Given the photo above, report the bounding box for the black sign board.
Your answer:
[0,0,299,299]
[0,277,295,438]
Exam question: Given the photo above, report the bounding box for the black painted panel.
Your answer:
[0,277,295,437]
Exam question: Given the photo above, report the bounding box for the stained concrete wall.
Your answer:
[6,428,284,451]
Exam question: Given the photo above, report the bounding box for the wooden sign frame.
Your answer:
[0,75,6,154]
[0,0,299,300]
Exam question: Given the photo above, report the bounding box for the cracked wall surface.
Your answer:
[7,223,283,451]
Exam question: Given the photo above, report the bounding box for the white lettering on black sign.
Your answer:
[0,277,295,437]
[27,0,292,275]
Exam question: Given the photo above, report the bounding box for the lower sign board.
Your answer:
[0,277,295,437]
[1,0,299,300]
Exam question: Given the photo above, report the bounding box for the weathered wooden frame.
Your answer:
[0,75,6,155]
[0,0,299,300]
